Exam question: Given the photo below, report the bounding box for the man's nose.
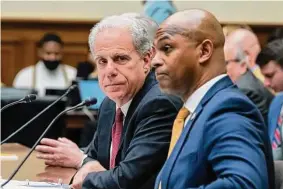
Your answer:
[264,79,271,88]
[151,53,163,68]
[106,61,118,77]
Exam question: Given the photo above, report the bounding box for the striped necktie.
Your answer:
[272,105,283,149]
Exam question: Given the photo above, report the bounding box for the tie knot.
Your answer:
[115,108,123,122]
[176,107,190,120]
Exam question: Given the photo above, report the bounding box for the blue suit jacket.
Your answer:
[82,72,182,189]
[268,92,283,142]
[155,76,274,189]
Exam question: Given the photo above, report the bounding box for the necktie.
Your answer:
[159,107,190,189]
[110,108,123,169]
[272,105,283,149]
[167,107,190,157]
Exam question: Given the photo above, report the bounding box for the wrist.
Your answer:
[76,151,87,169]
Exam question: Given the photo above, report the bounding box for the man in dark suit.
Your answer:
[224,34,274,124]
[152,9,274,189]
[36,14,182,189]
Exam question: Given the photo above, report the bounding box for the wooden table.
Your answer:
[1,143,76,184]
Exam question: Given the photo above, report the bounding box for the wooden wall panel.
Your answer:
[1,19,96,86]
[1,19,282,86]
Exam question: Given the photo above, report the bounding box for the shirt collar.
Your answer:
[118,99,133,117]
[184,74,227,113]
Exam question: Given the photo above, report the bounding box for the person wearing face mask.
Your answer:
[13,33,76,96]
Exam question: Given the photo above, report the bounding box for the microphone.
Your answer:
[1,94,37,113]
[0,97,97,188]
[1,85,77,145]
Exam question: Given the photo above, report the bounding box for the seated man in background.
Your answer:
[36,14,182,189]
[224,37,274,124]
[13,33,77,96]
[225,28,266,83]
[257,39,283,160]
[152,9,274,189]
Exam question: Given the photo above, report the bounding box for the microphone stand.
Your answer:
[1,101,87,188]
[1,86,76,145]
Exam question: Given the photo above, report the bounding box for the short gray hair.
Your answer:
[235,47,247,64]
[88,13,158,57]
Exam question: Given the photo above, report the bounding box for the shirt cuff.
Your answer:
[78,152,88,169]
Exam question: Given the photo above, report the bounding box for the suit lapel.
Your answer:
[99,100,115,168]
[162,76,234,188]
[118,71,157,150]
[162,105,203,188]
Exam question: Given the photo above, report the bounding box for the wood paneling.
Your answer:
[1,18,282,86]
[1,19,97,86]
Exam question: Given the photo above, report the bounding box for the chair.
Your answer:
[275,160,283,189]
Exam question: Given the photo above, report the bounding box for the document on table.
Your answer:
[0,179,70,189]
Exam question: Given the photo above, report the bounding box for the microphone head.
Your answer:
[84,97,97,107]
[24,94,37,103]
[69,84,77,91]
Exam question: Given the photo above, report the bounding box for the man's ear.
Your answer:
[199,39,213,64]
[143,50,151,73]
[239,61,248,74]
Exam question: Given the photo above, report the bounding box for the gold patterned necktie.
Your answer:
[159,107,190,189]
[167,107,190,157]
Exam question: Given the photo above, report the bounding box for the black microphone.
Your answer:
[1,85,77,145]
[1,94,37,113]
[0,97,97,188]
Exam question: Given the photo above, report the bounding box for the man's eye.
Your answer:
[98,59,107,65]
[114,56,128,63]
[161,45,172,53]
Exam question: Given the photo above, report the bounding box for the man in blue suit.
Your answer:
[152,9,274,189]
[257,39,283,160]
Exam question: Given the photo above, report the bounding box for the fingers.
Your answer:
[44,160,59,166]
[36,145,58,154]
[36,153,57,160]
[40,138,61,147]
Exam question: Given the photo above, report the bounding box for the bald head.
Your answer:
[225,28,260,68]
[152,9,226,100]
[158,9,225,48]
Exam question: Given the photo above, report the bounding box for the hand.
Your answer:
[35,137,84,169]
[36,166,77,184]
[71,161,106,189]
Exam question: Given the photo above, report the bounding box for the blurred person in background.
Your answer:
[257,39,283,160]
[142,0,176,25]
[222,24,252,38]
[267,27,283,43]
[13,33,76,96]
[224,38,274,124]
[225,28,266,83]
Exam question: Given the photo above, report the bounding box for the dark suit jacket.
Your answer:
[155,76,274,189]
[82,72,182,189]
[236,69,274,124]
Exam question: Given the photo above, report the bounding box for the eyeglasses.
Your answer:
[225,59,240,64]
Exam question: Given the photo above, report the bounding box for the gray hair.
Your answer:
[235,47,247,64]
[88,13,158,57]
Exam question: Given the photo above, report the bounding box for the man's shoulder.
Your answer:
[13,65,34,86]
[141,83,182,108]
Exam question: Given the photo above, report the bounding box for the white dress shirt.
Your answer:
[184,74,227,126]
[13,61,76,97]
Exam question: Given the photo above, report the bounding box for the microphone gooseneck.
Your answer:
[0,94,37,113]
[0,97,97,188]
[1,85,77,145]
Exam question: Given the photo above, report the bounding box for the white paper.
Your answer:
[0,179,70,189]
